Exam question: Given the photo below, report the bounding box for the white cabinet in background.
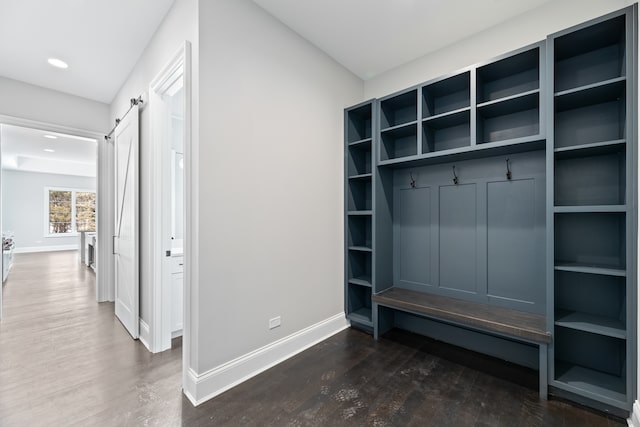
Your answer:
[171,254,183,337]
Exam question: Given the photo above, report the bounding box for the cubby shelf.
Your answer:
[348,246,372,253]
[553,363,627,405]
[422,106,471,124]
[346,101,375,331]
[553,139,626,156]
[555,78,625,112]
[477,89,540,109]
[554,76,626,98]
[554,263,626,277]
[378,136,544,168]
[348,173,373,181]
[554,205,626,213]
[348,138,372,147]
[477,91,540,144]
[381,120,419,133]
[555,310,626,339]
[348,308,373,326]
[348,277,372,287]
[422,72,471,118]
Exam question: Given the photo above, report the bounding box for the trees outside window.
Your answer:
[47,188,96,235]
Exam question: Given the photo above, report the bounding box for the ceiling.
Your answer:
[1,124,97,177]
[252,0,553,79]
[0,0,174,103]
[0,0,555,104]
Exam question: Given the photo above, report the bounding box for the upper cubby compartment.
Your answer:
[554,15,626,93]
[380,89,418,130]
[422,72,470,118]
[477,92,539,144]
[346,103,372,143]
[477,47,540,103]
[554,79,626,148]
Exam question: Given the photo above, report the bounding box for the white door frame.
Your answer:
[148,42,192,353]
[0,115,110,306]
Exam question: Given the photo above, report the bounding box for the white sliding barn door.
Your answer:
[114,106,140,339]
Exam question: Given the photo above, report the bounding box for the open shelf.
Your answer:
[554,362,627,404]
[554,15,626,93]
[554,79,626,149]
[554,139,625,157]
[380,123,418,161]
[348,251,372,285]
[348,215,372,249]
[422,109,470,153]
[477,91,539,144]
[477,47,540,103]
[347,283,373,325]
[555,212,626,270]
[348,173,372,181]
[347,143,372,176]
[348,246,372,252]
[555,268,625,339]
[422,72,470,118]
[554,205,626,213]
[347,179,372,211]
[554,263,626,277]
[347,210,372,216]
[554,327,626,402]
[555,310,625,339]
[554,146,625,206]
[348,276,372,287]
[380,90,418,130]
[346,103,373,143]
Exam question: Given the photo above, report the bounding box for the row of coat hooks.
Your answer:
[409,158,513,188]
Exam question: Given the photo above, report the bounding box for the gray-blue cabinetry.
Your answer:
[344,5,637,416]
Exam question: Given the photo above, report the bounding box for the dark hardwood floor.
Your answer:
[0,251,626,426]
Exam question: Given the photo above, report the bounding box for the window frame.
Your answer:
[44,187,96,238]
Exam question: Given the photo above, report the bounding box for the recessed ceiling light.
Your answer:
[47,58,68,69]
[44,134,57,139]
[44,149,55,153]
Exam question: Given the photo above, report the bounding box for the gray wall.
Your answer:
[1,170,96,251]
[197,0,363,371]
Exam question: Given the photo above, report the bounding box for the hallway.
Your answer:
[0,251,182,425]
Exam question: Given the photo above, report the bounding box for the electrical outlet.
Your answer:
[269,316,281,330]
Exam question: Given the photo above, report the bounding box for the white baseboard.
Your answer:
[629,400,640,427]
[183,313,350,406]
[139,319,152,352]
[14,245,78,254]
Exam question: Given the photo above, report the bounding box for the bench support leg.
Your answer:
[539,343,548,400]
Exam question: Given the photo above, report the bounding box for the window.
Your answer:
[46,188,96,235]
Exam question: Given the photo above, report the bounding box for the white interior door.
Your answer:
[114,105,139,338]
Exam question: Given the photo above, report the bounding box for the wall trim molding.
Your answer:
[183,313,350,406]
[139,319,152,352]
[629,400,640,427]
[14,245,77,254]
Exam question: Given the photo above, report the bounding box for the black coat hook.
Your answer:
[506,158,512,180]
[452,166,459,185]
[410,172,417,188]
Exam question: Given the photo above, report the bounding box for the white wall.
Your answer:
[0,76,109,132]
[109,0,198,324]
[365,0,636,99]
[1,170,96,251]
[195,0,362,375]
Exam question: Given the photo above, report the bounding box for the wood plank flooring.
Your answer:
[0,251,626,426]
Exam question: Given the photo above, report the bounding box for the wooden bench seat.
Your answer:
[372,287,552,398]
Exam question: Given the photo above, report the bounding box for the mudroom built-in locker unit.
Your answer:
[344,6,637,417]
